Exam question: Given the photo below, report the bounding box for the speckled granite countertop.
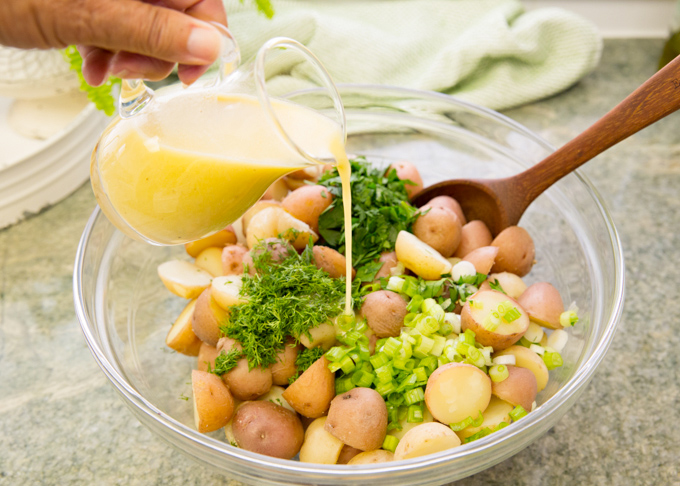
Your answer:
[1,39,679,485]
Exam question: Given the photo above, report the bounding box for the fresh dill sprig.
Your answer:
[62,46,120,116]
[209,348,243,376]
[221,242,344,370]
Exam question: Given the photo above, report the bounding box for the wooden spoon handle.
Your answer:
[510,54,680,220]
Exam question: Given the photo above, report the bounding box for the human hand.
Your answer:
[0,0,227,86]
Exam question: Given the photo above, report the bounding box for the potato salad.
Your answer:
[159,158,578,464]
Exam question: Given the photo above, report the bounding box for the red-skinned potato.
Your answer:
[462,246,499,275]
[231,400,304,459]
[197,342,220,372]
[387,161,423,199]
[454,220,492,257]
[517,282,565,330]
[421,195,466,225]
[337,445,363,464]
[192,287,229,347]
[282,357,335,418]
[374,251,399,279]
[271,340,302,386]
[281,185,333,234]
[412,206,462,258]
[219,337,273,401]
[493,345,549,392]
[312,246,355,279]
[192,370,235,433]
[461,290,529,351]
[325,387,388,451]
[491,365,537,412]
[165,299,202,356]
[221,244,248,275]
[490,226,535,277]
[185,226,238,258]
[360,290,408,338]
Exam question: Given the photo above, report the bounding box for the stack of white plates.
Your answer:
[0,47,108,229]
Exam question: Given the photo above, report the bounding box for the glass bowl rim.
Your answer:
[73,83,625,478]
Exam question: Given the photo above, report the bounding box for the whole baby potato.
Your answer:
[360,290,408,338]
[221,244,249,275]
[299,417,345,464]
[393,422,461,461]
[491,365,537,412]
[387,161,423,199]
[283,356,335,418]
[231,400,304,459]
[281,185,334,233]
[192,287,229,347]
[271,340,302,386]
[245,238,296,274]
[454,220,492,258]
[422,195,467,225]
[460,290,529,351]
[517,282,565,330]
[462,246,499,275]
[490,226,535,277]
[374,251,399,279]
[325,387,388,451]
[312,246,355,279]
[412,206,462,258]
[336,445,363,465]
[219,338,273,401]
[425,362,492,424]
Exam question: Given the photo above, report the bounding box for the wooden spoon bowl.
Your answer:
[413,54,680,235]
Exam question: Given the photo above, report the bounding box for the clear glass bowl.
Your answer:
[74,85,624,485]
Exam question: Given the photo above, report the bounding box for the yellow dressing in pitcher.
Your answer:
[92,92,343,245]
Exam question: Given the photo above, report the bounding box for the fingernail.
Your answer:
[187,24,221,62]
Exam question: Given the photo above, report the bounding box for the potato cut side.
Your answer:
[455,396,513,440]
[299,417,345,464]
[393,422,461,461]
[158,260,212,299]
[194,247,225,277]
[299,322,337,351]
[461,290,530,351]
[425,362,492,424]
[395,230,452,280]
[246,206,318,251]
[185,227,237,257]
[347,450,395,465]
[165,299,201,356]
[192,370,235,433]
[211,275,245,310]
[257,385,296,413]
[493,345,549,392]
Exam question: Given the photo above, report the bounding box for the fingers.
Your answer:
[78,46,114,87]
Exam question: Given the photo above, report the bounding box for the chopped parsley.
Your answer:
[318,157,419,279]
[221,242,345,369]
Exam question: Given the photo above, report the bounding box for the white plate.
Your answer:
[0,93,109,229]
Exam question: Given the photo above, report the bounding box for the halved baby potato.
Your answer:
[462,246,499,275]
[493,345,549,392]
[393,422,461,461]
[395,230,452,280]
[246,206,318,251]
[192,287,229,346]
[481,272,527,300]
[194,247,225,277]
[491,365,537,412]
[455,396,514,441]
[299,417,345,464]
[347,450,395,465]
[158,260,212,299]
[517,282,565,330]
[192,369,235,433]
[461,290,530,351]
[282,356,335,418]
[185,227,237,258]
[165,299,201,356]
[211,275,245,310]
[425,362,492,424]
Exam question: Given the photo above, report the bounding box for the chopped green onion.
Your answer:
[406,294,424,313]
[403,312,418,326]
[463,427,492,443]
[419,356,438,373]
[449,415,474,432]
[336,314,355,332]
[462,329,477,345]
[470,410,484,427]
[560,310,579,327]
[482,312,501,332]
[430,335,446,357]
[370,352,390,369]
[469,299,483,310]
[407,403,424,423]
[355,319,368,333]
[325,346,348,363]
[542,351,563,370]
[336,376,355,394]
[386,276,405,293]
[339,355,356,374]
[509,405,528,421]
[352,369,375,387]
[503,306,522,323]
[493,421,509,431]
[415,315,440,336]
[375,380,397,396]
[375,363,394,383]
[413,335,435,358]
[404,387,425,406]
[382,434,399,453]
[489,364,509,382]
[413,367,428,383]
[392,357,416,372]
[383,337,402,357]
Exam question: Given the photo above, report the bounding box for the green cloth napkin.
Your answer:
[222,0,602,110]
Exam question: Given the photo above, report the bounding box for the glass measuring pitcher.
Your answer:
[90,25,346,245]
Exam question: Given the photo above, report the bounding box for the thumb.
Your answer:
[53,0,222,65]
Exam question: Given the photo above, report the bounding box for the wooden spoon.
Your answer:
[412,54,680,235]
